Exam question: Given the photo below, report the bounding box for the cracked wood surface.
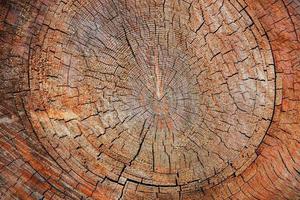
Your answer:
[0,0,299,199]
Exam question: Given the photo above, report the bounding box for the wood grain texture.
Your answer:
[0,0,299,199]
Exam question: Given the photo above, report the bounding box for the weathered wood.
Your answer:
[0,0,299,199]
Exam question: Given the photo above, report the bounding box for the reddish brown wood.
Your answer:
[0,0,299,199]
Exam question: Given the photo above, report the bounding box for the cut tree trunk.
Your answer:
[0,0,299,199]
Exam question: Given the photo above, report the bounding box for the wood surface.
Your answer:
[0,0,299,199]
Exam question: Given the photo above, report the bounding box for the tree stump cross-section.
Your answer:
[0,0,299,199]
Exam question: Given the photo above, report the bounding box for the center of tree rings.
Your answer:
[23,0,276,188]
